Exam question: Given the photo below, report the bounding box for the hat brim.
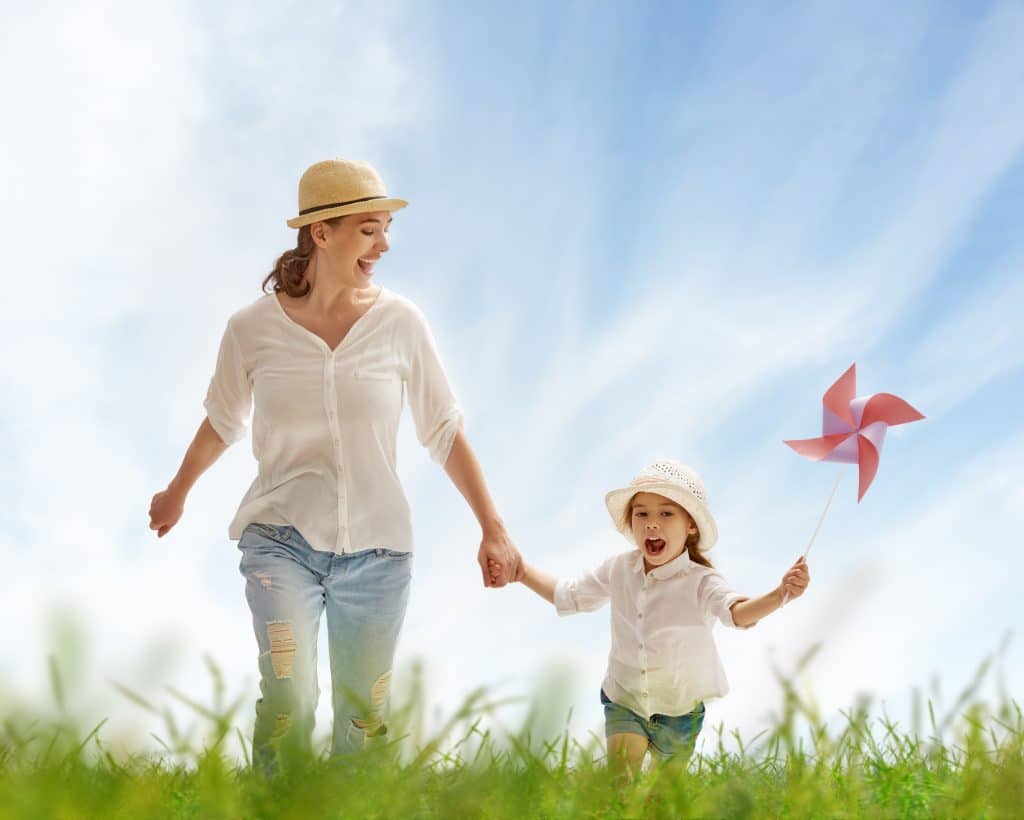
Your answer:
[286,197,408,229]
[605,482,719,551]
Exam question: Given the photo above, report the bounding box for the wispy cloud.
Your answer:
[1,0,1022,759]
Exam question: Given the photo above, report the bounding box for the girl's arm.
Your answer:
[517,562,558,604]
[498,556,615,613]
[148,416,229,537]
[730,557,809,627]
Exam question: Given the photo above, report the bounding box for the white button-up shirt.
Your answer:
[203,288,462,554]
[554,550,752,719]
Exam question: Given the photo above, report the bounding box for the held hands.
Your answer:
[487,558,504,586]
[477,525,524,588]
[148,485,185,538]
[780,556,810,602]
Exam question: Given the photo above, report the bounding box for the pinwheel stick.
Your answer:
[782,466,845,606]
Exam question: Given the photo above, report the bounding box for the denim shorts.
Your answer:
[601,688,705,758]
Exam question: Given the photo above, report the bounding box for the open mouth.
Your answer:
[644,538,666,556]
[357,258,376,275]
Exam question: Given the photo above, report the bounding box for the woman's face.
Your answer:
[629,492,698,571]
[313,210,392,288]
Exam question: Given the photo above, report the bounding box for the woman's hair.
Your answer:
[619,494,713,568]
[262,217,344,296]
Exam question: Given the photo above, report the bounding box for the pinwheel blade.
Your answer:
[784,433,852,461]
[860,392,926,429]
[856,434,880,502]
[823,363,857,428]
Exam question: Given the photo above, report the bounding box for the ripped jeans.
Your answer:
[238,522,412,774]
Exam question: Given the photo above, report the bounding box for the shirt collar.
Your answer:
[630,549,694,580]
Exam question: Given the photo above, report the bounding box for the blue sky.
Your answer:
[1,0,1022,758]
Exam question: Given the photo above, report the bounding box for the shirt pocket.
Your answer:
[354,367,398,382]
[343,367,403,421]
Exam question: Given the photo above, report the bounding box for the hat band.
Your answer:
[299,194,388,216]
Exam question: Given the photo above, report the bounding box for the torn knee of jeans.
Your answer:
[266,621,296,679]
[351,717,387,738]
[271,713,290,741]
[370,671,391,710]
[254,571,272,589]
[350,670,392,740]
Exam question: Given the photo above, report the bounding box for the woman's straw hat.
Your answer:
[605,459,719,551]
[286,159,408,228]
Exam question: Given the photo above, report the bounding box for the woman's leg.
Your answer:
[323,548,412,755]
[607,733,650,779]
[238,524,327,774]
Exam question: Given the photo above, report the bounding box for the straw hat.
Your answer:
[605,459,719,551]
[286,159,408,228]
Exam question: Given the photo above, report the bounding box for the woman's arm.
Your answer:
[443,428,523,587]
[148,416,229,537]
[730,557,809,627]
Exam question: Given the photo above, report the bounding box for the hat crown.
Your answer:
[297,159,390,213]
[630,459,708,504]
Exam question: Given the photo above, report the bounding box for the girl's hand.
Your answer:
[780,556,810,600]
[487,558,503,586]
[149,485,185,538]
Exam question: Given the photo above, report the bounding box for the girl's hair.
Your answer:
[619,494,713,568]
[262,217,344,296]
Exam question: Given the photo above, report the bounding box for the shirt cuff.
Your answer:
[722,593,756,629]
[425,407,464,465]
[204,400,246,446]
[553,579,578,616]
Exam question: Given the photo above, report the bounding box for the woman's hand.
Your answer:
[149,484,185,538]
[780,556,810,600]
[478,525,523,588]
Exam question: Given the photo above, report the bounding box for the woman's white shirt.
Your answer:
[554,550,752,719]
[204,287,462,554]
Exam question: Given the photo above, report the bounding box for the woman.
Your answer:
[148,158,522,773]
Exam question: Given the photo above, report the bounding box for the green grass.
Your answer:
[2,650,1022,819]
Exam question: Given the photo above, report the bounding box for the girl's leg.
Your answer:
[323,548,412,755]
[607,733,650,779]
[238,524,327,775]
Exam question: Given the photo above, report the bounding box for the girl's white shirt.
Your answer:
[204,287,462,554]
[554,550,752,720]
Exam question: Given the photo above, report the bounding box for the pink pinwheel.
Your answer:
[785,364,924,502]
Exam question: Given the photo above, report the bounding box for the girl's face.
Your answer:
[630,492,698,572]
[313,210,392,288]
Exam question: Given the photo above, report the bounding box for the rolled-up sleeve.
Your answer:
[405,306,463,464]
[203,320,252,446]
[554,556,616,616]
[697,570,753,629]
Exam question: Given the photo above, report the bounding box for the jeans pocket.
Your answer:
[245,522,283,542]
[377,548,411,561]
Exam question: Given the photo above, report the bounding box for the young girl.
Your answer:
[496,459,809,777]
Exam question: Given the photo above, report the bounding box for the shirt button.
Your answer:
[642,692,648,698]
[638,643,644,649]
[641,669,646,676]
[637,612,643,619]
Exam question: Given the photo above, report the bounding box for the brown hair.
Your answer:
[262,217,344,296]
[619,494,713,569]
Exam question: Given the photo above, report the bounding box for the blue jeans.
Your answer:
[238,523,412,773]
[601,688,705,759]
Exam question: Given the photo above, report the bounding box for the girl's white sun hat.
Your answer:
[605,459,719,551]
[286,158,408,228]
